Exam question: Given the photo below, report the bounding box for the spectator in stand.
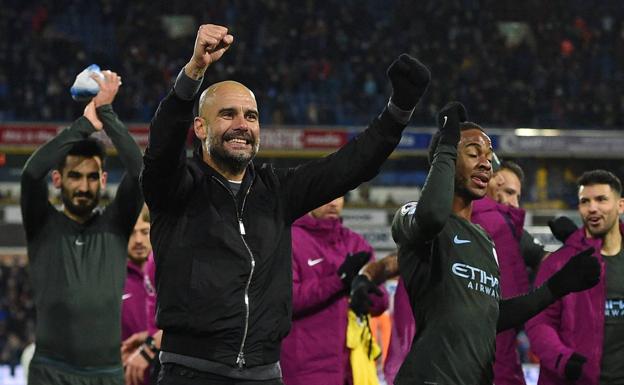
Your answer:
[0,254,35,368]
[2,2,624,128]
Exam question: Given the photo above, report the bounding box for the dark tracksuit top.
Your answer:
[141,87,407,376]
[20,105,143,371]
[392,144,500,385]
[391,143,558,385]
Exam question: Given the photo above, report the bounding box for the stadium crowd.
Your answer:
[1,0,623,128]
[0,255,34,369]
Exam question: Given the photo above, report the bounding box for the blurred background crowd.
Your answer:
[1,0,624,127]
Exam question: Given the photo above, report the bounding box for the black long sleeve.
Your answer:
[20,116,96,239]
[97,104,144,233]
[391,144,457,246]
[520,229,547,270]
[497,284,557,332]
[141,90,195,210]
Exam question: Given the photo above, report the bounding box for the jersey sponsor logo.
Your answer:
[307,258,324,266]
[400,201,417,216]
[453,235,471,244]
[452,262,500,299]
[605,299,624,318]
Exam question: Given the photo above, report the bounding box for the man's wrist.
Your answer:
[144,335,157,351]
[139,345,155,363]
[387,99,415,125]
[174,67,203,101]
[184,61,208,79]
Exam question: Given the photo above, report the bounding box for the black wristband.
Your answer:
[139,346,153,363]
[145,335,157,350]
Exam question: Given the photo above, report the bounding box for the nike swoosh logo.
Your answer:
[122,293,132,300]
[442,116,448,128]
[307,258,324,266]
[75,239,85,246]
[453,235,471,244]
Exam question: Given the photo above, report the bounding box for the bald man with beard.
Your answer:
[141,24,432,384]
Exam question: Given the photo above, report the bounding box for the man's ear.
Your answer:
[618,197,624,215]
[193,117,207,141]
[101,171,108,189]
[51,170,62,188]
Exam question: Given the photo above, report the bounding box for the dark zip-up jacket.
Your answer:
[141,89,406,369]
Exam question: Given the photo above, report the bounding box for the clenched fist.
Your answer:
[185,24,234,79]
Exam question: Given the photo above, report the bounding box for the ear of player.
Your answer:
[546,247,601,298]
[386,54,431,111]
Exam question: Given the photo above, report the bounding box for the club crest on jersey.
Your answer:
[452,262,500,299]
[400,201,417,216]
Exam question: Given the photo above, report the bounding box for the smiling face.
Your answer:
[455,128,493,200]
[194,81,260,179]
[578,183,624,238]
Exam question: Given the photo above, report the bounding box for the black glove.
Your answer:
[436,101,468,146]
[548,216,578,243]
[350,275,383,317]
[387,54,431,111]
[338,251,371,291]
[547,247,600,298]
[427,101,468,163]
[564,352,587,381]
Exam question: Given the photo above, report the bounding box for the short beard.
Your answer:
[585,218,617,238]
[205,133,259,176]
[455,174,483,201]
[61,186,100,219]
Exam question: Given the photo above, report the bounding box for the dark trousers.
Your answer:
[157,364,284,385]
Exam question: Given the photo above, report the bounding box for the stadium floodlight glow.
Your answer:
[514,128,562,137]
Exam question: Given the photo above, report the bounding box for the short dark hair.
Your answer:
[427,121,485,164]
[577,169,622,196]
[500,160,525,184]
[56,138,107,171]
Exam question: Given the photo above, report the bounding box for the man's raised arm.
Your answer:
[92,70,144,231]
[20,103,100,239]
[141,24,233,209]
[392,102,467,247]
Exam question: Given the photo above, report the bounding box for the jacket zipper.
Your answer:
[213,177,254,368]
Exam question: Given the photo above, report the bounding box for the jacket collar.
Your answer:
[191,151,256,193]
[564,221,624,252]
[126,260,145,276]
[472,196,526,229]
